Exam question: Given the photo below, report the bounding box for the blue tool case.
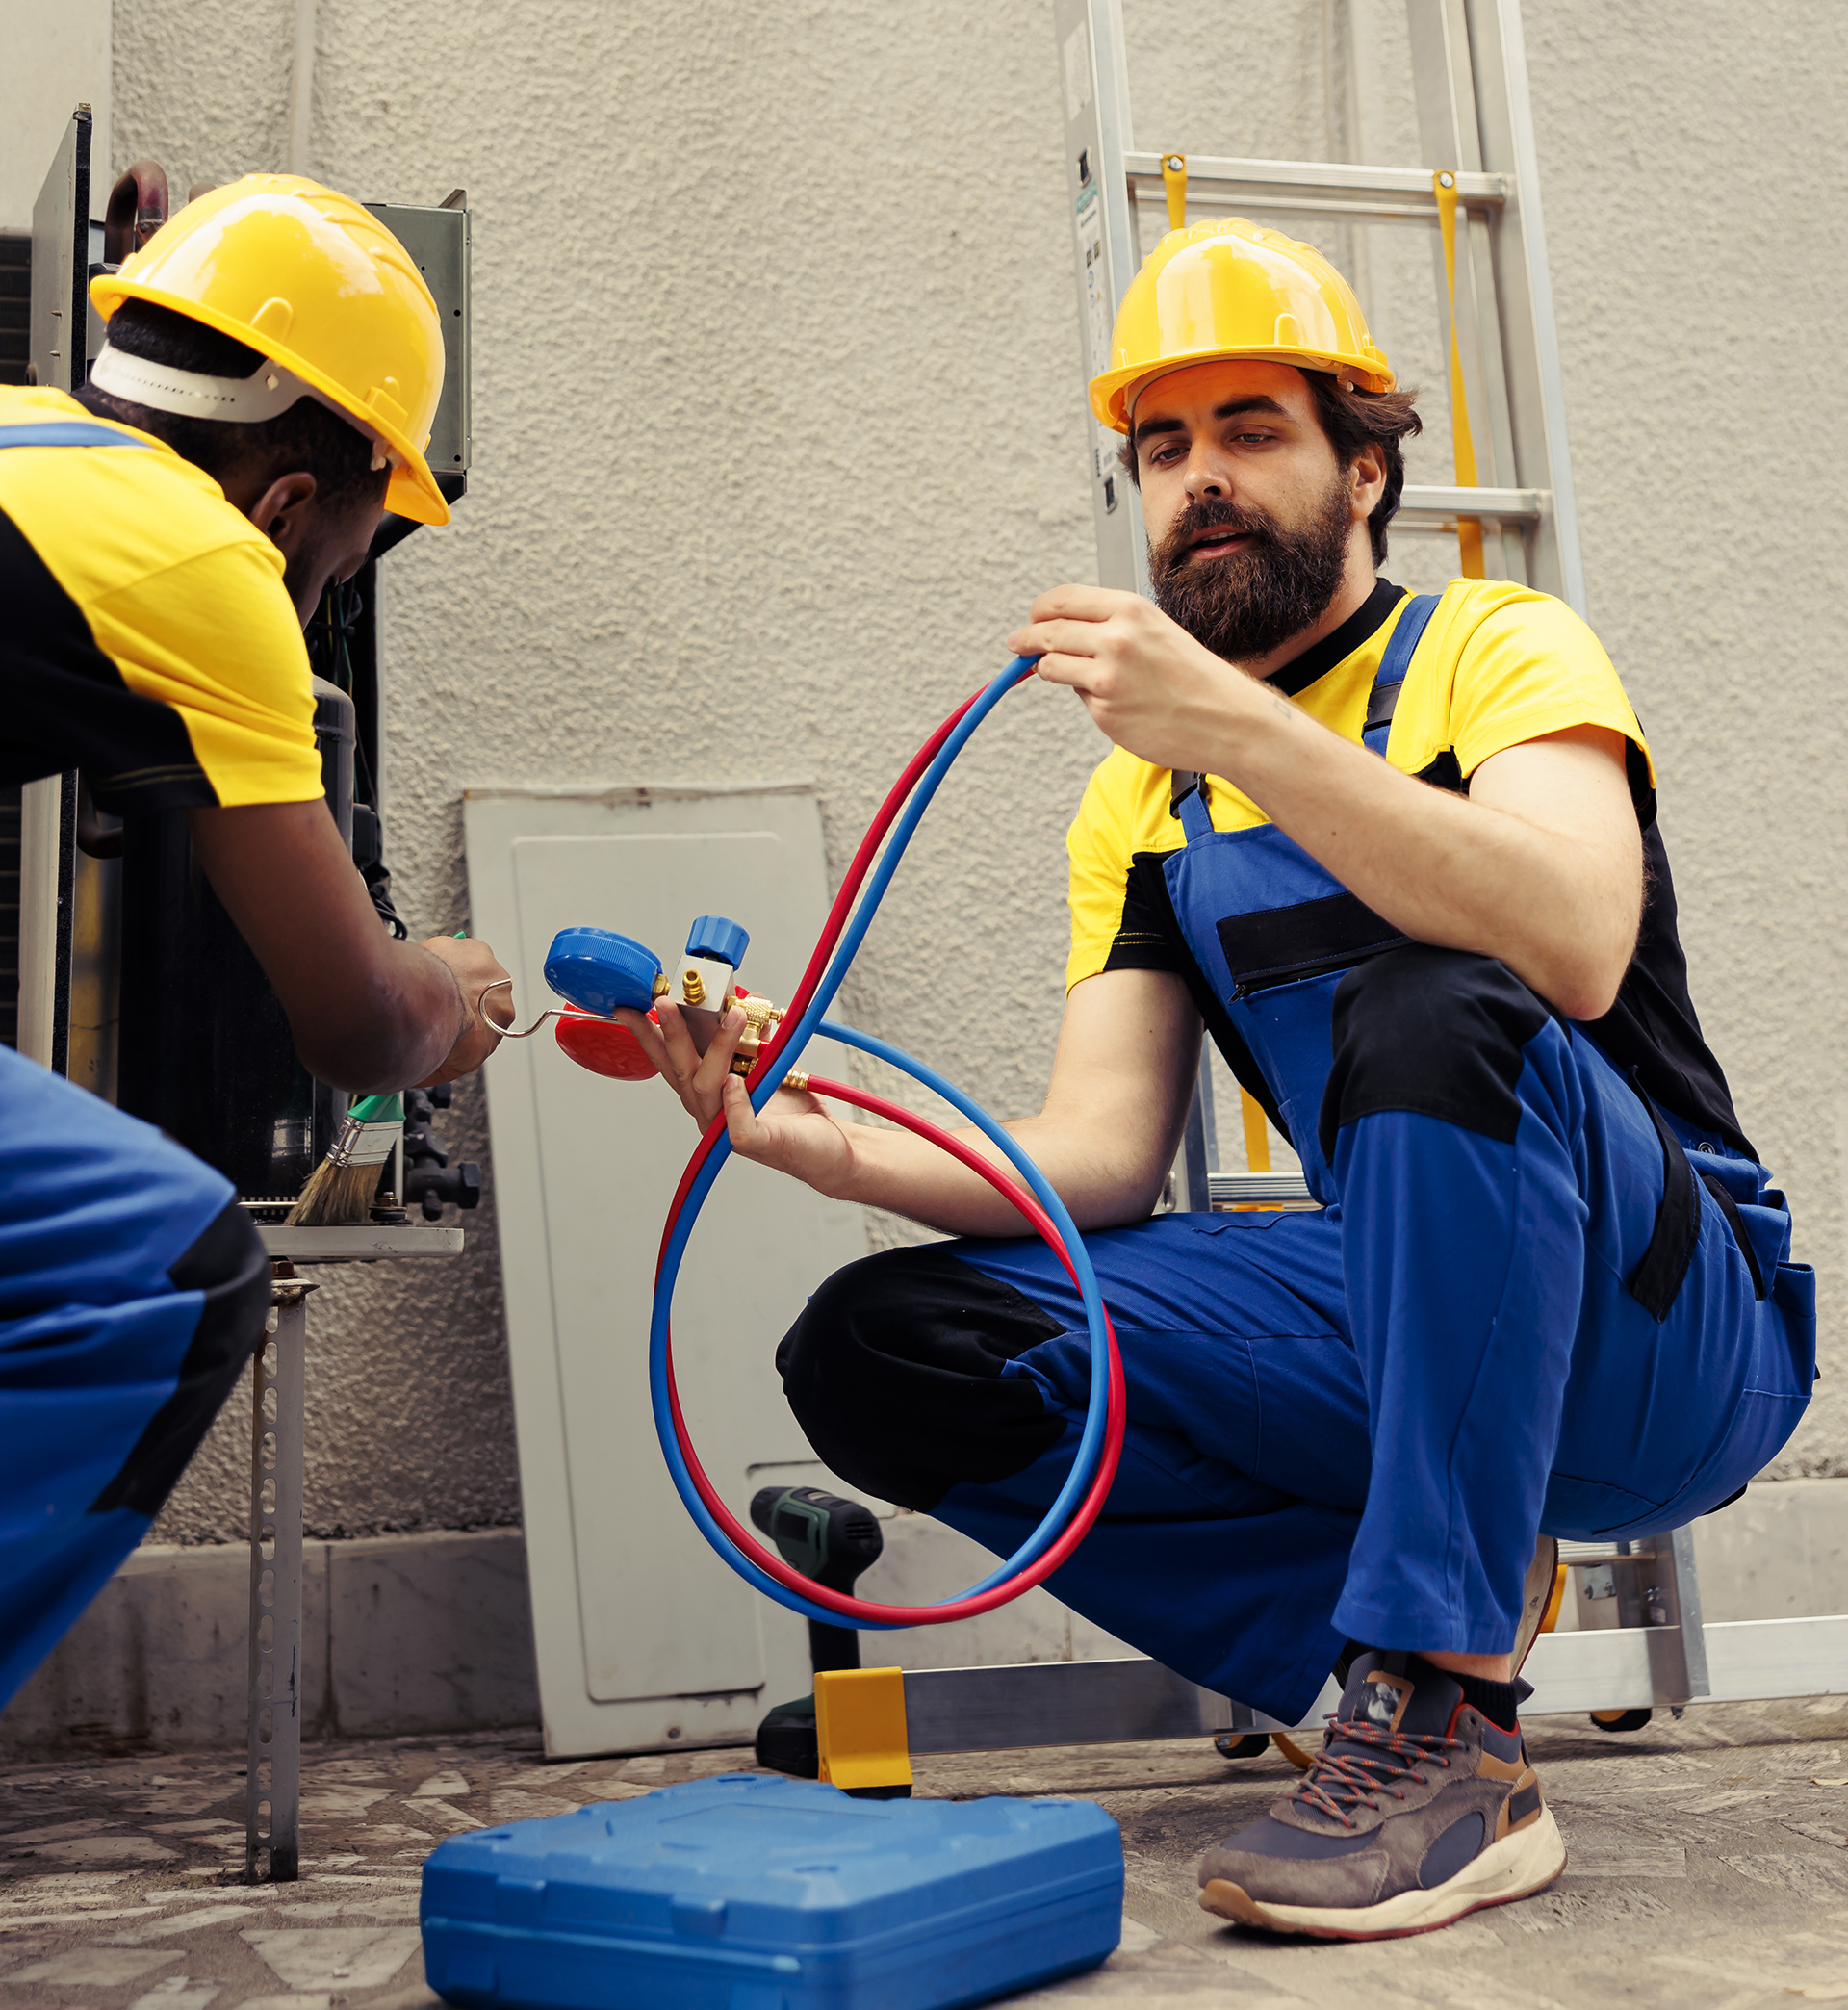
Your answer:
[420,1772,1123,2010]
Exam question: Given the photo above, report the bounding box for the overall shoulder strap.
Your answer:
[0,422,156,451]
[1170,771,1213,841]
[1361,591,1442,754]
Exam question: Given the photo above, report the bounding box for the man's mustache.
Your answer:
[1152,499,1280,576]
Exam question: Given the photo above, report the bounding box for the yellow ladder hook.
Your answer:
[1433,170,1486,579]
[1163,152,1187,230]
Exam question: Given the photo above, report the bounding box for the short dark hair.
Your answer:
[1116,369,1423,566]
[80,298,389,511]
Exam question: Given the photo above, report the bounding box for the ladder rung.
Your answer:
[1399,484,1544,524]
[1209,1172,1317,1206]
[1124,153,1508,219]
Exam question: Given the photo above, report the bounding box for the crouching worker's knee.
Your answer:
[775,1245,1069,1511]
[90,1199,272,1519]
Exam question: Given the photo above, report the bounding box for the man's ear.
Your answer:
[246,472,320,548]
[1349,443,1387,519]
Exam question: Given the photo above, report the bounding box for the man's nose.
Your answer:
[1183,443,1229,502]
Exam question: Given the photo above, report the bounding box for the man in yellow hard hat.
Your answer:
[641,219,1812,1938]
[0,176,511,1709]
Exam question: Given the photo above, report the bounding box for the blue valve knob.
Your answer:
[543,928,663,1016]
[684,915,750,970]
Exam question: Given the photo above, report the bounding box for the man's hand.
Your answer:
[622,997,861,1196]
[1009,584,1265,770]
[619,970,1202,1239]
[413,935,515,1086]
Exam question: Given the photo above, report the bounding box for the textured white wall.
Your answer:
[113,0,1847,1544]
[0,0,111,232]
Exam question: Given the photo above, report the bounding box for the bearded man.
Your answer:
[636,221,1813,1939]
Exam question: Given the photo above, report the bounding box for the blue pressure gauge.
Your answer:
[543,928,663,1017]
[684,915,751,970]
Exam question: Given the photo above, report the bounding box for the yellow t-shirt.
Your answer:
[1066,576,1654,991]
[0,386,322,812]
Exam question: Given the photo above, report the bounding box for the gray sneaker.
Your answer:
[1197,1652,1565,1940]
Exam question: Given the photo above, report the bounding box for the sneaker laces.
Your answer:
[1290,1720,1464,1828]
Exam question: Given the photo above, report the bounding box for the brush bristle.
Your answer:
[285,1157,386,1227]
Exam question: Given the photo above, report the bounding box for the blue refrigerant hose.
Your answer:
[649,657,1120,1630]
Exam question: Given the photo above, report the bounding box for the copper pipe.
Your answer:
[103,163,170,266]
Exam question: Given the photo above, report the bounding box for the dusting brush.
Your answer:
[285,1093,404,1226]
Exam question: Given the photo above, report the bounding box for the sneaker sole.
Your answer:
[1197,1806,1567,1942]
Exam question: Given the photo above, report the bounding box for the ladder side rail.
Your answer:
[1056,0,1150,596]
[1441,0,1540,585]
[1460,0,1589,616]
[1407,0,1531,587]
[1462,0,1709,1679]
[1469,200,1533,585]
[1174,1072,1213,1214]
[1666,1524,1711,1700]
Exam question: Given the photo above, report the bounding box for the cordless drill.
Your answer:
[751,1484,885,1673]
[750,1485,885,1779]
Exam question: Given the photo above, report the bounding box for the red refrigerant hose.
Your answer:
[655,1075,1124,1622]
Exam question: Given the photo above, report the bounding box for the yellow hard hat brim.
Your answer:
[90,271,450,528]
[1090,346,1395,434]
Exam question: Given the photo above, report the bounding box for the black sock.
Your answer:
[1445,1667,1521,1733]
[1347,1648,1524,1733]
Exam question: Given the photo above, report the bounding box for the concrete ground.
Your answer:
[2,1699,1847,2010]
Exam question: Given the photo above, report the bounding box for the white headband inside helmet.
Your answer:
[90,342,398,472]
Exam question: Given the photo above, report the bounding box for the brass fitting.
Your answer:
[728,992,787,1076]
[681,968,706,1007]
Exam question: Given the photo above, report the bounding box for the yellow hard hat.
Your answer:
[1089,217,1393,434]
[90,174,449,526]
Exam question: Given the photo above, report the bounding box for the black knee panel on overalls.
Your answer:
[1318,944,1555,1163]
[89,1199,272,1519]
[775,1244,1068,1511]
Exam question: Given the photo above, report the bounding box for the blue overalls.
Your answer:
[925,596,1816,1722]
[0,421,270,1711]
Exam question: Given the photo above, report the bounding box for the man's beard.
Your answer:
[1148,478,1354,663]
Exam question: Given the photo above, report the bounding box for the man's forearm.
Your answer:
[1199,698,1642,1019]
[291,941,471,1093]
[185,802,500,1095]
[826,1111,1171,1237]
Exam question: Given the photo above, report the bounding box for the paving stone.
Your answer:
[0,1704,1845,2006]
[240,1929,421,1993]
[3,1946,184,1984]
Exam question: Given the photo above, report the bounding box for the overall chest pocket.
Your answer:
[1217,890,1407,996]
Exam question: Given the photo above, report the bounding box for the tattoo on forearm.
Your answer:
[1271,695,1292,722]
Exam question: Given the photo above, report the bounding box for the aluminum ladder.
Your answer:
[1040,0,1844,1729]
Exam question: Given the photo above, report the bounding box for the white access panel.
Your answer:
[464,786,869,1756]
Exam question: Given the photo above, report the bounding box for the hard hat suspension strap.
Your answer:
[90,343,397,472]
